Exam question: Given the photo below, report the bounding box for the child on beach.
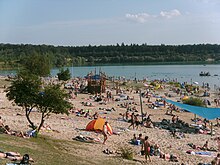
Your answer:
[93,112,99,119]
[132,134,137,143]
[102,121,110,145]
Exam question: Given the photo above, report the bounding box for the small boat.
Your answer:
[199,72,211,76]
[214,74,218,76]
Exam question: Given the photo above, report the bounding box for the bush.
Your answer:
[57,68,71,81]
[168,81,174,85]
[168,81,180,87]
[150,82,156,86]
[119,146,134,160]
[183,97,206,107]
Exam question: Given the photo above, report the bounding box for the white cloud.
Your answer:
[160,9,181,19]
[126,9,181,23]
[125,13,152,23]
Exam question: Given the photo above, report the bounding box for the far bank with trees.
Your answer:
[0,43,220,69]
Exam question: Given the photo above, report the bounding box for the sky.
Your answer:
[0,0,220,46]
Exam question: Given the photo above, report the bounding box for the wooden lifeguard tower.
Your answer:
[86,70,107,94]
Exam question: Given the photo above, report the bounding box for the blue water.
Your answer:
[1,65,220,88]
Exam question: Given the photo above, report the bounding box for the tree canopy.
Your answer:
[57,68,71,81]
[6,72,72,133]
[21,51,51,76]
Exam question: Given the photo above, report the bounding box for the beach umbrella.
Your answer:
[154,84,161,90]
[86,118,113,135]
[182,96,189,101]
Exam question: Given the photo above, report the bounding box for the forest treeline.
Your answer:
[0,43,220,68]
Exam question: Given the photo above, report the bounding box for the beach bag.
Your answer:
[27,130,37,137]
[135,140,141,145]
[150,147,154,156]
[19,154,30,165]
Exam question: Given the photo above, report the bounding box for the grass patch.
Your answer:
[0,134,133,165]
[119,146,134,160]
[0,134,95,165]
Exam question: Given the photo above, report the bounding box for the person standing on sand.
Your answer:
[128,113,135,129]
[163,100,166,108]
[102,121,110,145]
[143,136,151,162]
[134,114,140,130]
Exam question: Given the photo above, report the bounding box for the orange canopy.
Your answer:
[86,118,113,135]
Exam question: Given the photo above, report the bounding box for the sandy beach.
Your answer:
[0,77,220,165]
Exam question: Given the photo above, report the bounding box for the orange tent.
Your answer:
[86,118,113,135]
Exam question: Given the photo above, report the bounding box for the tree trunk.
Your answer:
[37,111,45,132]
[25,107,36,129]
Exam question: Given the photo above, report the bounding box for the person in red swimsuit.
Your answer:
[143,136,151,162]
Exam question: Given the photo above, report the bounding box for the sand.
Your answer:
[0,78,220,165]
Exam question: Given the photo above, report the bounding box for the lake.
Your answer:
[1,65,220,89]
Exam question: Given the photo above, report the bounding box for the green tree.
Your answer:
[36,84,72,131]
[22,51,51,76]
[6,72,72,133]
[57,68,71,81]
[87,56,95,65]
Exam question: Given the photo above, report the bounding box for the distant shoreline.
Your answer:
[2,61,218,70]
[66,61,220,67]
[0,61,220,71]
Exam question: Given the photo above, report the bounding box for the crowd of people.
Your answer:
[1,76,220,165]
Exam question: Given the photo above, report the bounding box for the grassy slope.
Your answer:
[0,134,137,165]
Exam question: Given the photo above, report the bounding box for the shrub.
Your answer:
[168,81,180,87]
[183,97,206,107]
[119,146,134,160]
[150,82,156,86]
[168,81,174,85]
[57,68,71,81]
[174,82,181,88]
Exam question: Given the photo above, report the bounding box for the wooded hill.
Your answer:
[0,43,220,68]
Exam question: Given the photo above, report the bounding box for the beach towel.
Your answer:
[186,150,215,157]
[73,135,101,143]
[195,151,212,156]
